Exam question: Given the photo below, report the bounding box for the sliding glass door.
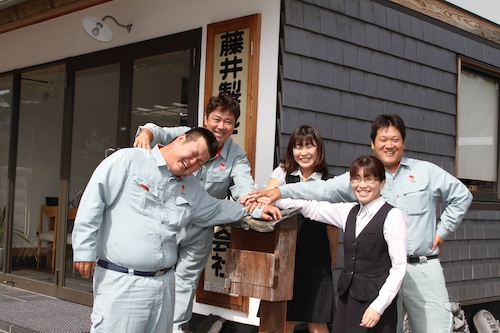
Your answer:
[9,65,66,284]
[1,29,201,306]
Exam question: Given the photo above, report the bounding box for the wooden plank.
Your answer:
[226,250,276,288]
[225,249,278,300]
[230,228,276,253]
[273,227,296,301]
[0,0,110,34]
[225,215,298,302]
[258,301,286,333]
[16,0,52,17]
[390,0,500,44]
[204,14,261,177]
[195,270,249,313]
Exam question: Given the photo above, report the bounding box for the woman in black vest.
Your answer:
[262,125,338,333]
[276,155,407,333]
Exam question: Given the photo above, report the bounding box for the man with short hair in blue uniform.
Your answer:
[73,127,280,333]
[134,93,254,333]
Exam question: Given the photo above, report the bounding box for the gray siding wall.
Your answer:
[280,0,500,304]
[444,211,500,303]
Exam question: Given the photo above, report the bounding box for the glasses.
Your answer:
[350,176,378,184]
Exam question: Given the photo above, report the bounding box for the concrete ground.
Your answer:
[0,284,91,333]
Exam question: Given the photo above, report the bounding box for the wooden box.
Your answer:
[224,211,299,302]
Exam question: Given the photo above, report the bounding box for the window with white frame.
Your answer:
[457,61,500,198]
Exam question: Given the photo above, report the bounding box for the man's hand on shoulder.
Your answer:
[133,128,154,150]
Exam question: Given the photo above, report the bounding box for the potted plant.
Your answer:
[0,205,35,270]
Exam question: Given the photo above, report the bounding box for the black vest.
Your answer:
[337,202,393,302]
[286,173,333,255]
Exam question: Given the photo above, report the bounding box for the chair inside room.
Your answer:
[37,205,78,272]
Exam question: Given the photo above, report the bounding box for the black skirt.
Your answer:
[286,250,335,323]
[332,292,397,333]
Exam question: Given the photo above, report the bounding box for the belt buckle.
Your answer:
[419,256,427,263]
[154,269,166,277]
[407,255,423,263]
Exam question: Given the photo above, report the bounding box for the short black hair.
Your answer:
[185,127,218,159]
[370,114,406,143]
[206,93,240,121]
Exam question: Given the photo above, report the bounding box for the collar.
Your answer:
[290,169,323,181]
[387,156,407,176]
[214,143,224,159]
[212,137,233,161]
[357,196,385,218]
[152,144,167,167]
[152,144,178,179]
[394,156,410,171]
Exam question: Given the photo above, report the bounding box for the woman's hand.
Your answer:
[260,205,282,220]
[360,306,381,328]
[239,188,281,206]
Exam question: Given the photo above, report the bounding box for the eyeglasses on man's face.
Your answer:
[350,176,378,184]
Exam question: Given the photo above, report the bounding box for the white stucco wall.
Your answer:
[0,0,280,183]
[0,0,281,326]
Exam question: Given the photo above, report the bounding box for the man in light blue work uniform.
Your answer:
[245,114,473,333]
[73,127,280,333]
[133,93,254,333]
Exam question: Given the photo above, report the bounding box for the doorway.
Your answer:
[1,29,201,305]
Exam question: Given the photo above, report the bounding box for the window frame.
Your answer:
[457,57,500,201]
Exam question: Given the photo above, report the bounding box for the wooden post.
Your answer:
[225,210,300,333]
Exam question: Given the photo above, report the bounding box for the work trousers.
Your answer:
[173,224,215,331]
[397,258,452,333]
[90,266,175,333]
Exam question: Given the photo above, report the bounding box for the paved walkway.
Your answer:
[0,284,91,333]
[0,284,316,333]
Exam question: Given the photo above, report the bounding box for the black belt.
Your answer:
[407,255,439,263]
[97,259,171,277]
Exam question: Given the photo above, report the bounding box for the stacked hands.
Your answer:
[134,127,283,221]
[239,188,281,213]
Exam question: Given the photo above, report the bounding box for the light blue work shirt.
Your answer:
[72,145,253,271]
[279,156,472,257]
[138,124,255,200]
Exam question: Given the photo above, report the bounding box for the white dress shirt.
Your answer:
[276,196,407,315]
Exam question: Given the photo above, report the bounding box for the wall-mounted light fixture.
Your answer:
[81,15,133,42]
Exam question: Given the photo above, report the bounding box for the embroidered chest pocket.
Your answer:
[205,167,230,183]
[131,176,161,209]
[164,193,195,229]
